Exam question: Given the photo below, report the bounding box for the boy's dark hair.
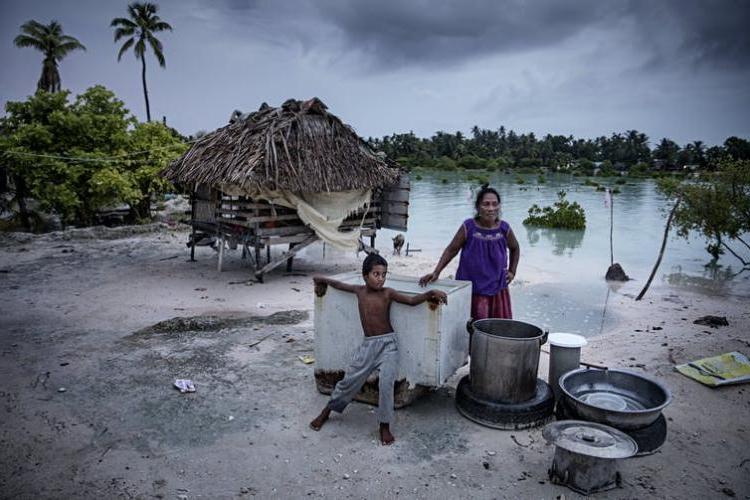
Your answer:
[362,253,388,275]
[474,184,501,212]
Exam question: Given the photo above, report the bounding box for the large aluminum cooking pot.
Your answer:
[559,368,672,430]
[468,319,548,403]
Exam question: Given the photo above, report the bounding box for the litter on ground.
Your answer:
[675,351,750,387]
[174,379,196,393]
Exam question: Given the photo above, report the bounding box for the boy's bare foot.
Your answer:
[310,407,331,431]
[379,423,395,445]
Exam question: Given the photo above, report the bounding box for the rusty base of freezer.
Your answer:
[314,370,429,408]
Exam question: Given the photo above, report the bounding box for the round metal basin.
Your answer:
[559,368,672,430]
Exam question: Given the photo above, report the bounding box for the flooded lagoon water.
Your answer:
[378,171,750,336]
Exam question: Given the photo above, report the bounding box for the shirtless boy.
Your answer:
[309,253,447,445]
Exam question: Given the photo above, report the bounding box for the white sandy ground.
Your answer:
[0,223,749,499]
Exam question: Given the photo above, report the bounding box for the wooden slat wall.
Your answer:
[208,194,380,235]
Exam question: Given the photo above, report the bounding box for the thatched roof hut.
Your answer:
[163,97,400,192]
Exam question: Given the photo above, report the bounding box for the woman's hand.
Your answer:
[506,270,515,285]
[419,271,439,287]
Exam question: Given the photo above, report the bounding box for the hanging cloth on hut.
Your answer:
[220,185,371,251]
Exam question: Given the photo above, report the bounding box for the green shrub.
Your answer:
[519,157,541,169]
[458,155,487,170]
[523,191,586,229]
[467,173,490,185]
[577,158,595,175]
[435,156,457,171]
[515,176,526,185]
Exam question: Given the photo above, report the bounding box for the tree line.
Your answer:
[368,127,750,172]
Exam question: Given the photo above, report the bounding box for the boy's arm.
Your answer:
[313,275,359,296]
[388,288,447,306]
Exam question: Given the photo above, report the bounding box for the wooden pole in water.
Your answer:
[609,188,614,267]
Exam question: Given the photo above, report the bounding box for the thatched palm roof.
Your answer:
[163,98,399,192]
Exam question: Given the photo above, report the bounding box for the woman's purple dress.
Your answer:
[456,218,512,319]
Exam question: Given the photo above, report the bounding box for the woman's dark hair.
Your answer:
[363,253,388,275]
[474,184,501,212]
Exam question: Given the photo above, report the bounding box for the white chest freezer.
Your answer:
[313,271,472,406]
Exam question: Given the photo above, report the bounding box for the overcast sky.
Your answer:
[2,0,749,146]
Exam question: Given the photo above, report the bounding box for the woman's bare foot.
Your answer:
[379,423,395,445]
[309,407,331,431]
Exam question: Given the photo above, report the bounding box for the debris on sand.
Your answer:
[133,310,308,336]
[174,379,196,393]
[298,355,315,364]
[694,316,729,328]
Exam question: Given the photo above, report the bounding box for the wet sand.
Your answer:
[1,223,748,499]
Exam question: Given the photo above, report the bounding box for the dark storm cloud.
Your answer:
[631,0,750,70]
[308,0,750,73]
[313,0,613,68]
[197,0,750,74]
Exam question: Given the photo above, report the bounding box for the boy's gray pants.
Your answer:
[327,332,399,424]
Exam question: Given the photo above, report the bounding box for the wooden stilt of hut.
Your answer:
[163,98,408,282]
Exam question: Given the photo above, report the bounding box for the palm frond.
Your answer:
[117,37,135,61]
[143,2,159,15]
[127,4,140,22]
[113,25,136,42]
[59,34,85,46]
[146,34,165,66]
[134,39,146,58]
[152,20,173,32]
[110,17,137,29]
[19,20,47,38]
[55,41,86,59]
[13,34,45,50]
[47,20,62,33]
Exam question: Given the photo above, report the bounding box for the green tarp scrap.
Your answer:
[675,351,750,387]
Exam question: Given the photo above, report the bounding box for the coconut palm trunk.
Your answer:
[140,54,151,121]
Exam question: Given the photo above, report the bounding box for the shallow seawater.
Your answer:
[376,171,750,336]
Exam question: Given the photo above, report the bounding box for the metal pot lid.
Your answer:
[543,420,637,458]
[548,332,587,348]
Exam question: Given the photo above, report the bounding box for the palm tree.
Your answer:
[14,20,86,93]
[111,2,172,122]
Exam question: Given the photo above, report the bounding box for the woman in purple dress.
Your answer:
[419,185,519,320]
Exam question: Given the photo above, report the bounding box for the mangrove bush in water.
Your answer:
[523,190,586,230]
